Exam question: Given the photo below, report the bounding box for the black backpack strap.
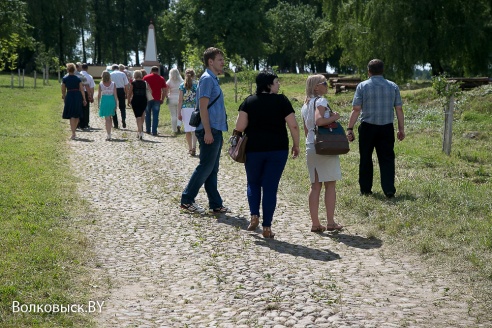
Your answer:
[207,91,222,109]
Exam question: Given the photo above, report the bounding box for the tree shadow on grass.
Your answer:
[215,214,341,262]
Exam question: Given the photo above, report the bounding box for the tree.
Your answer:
[323,0,492,80]
[0,0,34,70]
[266,2,318,72]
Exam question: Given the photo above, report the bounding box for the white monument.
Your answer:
[141,22,160,74]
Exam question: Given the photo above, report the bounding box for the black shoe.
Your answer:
[122,121,126,128]
[385,193,395,198]
[361,191,373,196]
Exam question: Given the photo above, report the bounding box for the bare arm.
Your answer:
[61,83,66,101]
[347,105,361,142]
[395,105,405,141]
[127,84,133,106]
[177,90,184,121]
[161,87,168,104]
[285,113,300,158]
[235,111,248,132]
[315,105,340,126]
[79,82,87,104]
[97,84,101,106]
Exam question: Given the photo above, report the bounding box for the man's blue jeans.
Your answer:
[181,128,224,209]
[145,100,161,134]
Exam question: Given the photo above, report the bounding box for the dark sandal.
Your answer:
[247,215,259,231]
[262,227,275,239]
[311,225,327,232]
[326,223,343,231]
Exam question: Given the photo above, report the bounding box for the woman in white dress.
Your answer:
[167,68,184,134]
[301,75,343,232]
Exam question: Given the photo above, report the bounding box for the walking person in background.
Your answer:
[167,68,183,134]
[234,71,300,238]
[180,47,229,215]
[127,70,147,140]
[347,59,405,198]
[301,75,343,232]
[79,63,95,130]
[177,69,198,156]
[97,70,118,141]
[61,63,87,140]
[110,64,129,129]
[143,66,167,136]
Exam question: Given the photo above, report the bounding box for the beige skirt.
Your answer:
[305,143,342,183]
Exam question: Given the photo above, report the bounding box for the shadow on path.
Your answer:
[215,214,340,262]
[322,233,383,249]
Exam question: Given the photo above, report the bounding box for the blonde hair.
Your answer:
[304,74,327,103]
[133,70,142,80]
[101,70,111,83]
[184,69,195,90]
[66,63,76,73]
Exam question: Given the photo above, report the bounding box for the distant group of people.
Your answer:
[61,48,405,239]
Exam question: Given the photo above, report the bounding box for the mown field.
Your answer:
[0,72,491,326]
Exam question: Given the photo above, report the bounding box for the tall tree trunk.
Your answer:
[135,46,140,65]
[59,15,64,64]
[81,27,86,63]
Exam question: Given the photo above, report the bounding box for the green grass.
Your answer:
[0,75,93,327]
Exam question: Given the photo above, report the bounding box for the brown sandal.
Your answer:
[311,225,327,232]
[326,223,343,231]
[262,227,275,239]
[247,215,259,231]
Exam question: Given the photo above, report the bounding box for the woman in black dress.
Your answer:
[127,70,148,140]
[61,63,87,140]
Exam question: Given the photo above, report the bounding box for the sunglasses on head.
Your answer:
[317,81,328,86]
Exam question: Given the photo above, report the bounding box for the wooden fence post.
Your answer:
[234,70,238,103]
[442,94,454,155]
[34,71,37,88]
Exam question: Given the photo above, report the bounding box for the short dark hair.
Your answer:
[368,59,384,75]
[255,71,278,94]
[203,47,224,67]
[151,66,159,72]
[82,63,88,70]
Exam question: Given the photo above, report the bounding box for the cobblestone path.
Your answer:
[68,105,483,327]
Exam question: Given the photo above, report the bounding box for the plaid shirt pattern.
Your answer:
[352,76,402,125]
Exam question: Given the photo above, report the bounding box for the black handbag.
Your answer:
[189,92,222,128]
[312,98,350,155]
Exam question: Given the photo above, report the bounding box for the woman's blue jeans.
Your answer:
[181,128,224,209]
[244,150,288,227]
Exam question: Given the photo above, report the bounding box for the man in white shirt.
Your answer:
[110,64,129,128]
[79,63,95,129]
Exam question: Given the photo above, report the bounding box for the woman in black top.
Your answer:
[235,72,300,238]
[127,70,148,140]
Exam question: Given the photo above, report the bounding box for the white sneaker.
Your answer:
[180,203,205,213]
